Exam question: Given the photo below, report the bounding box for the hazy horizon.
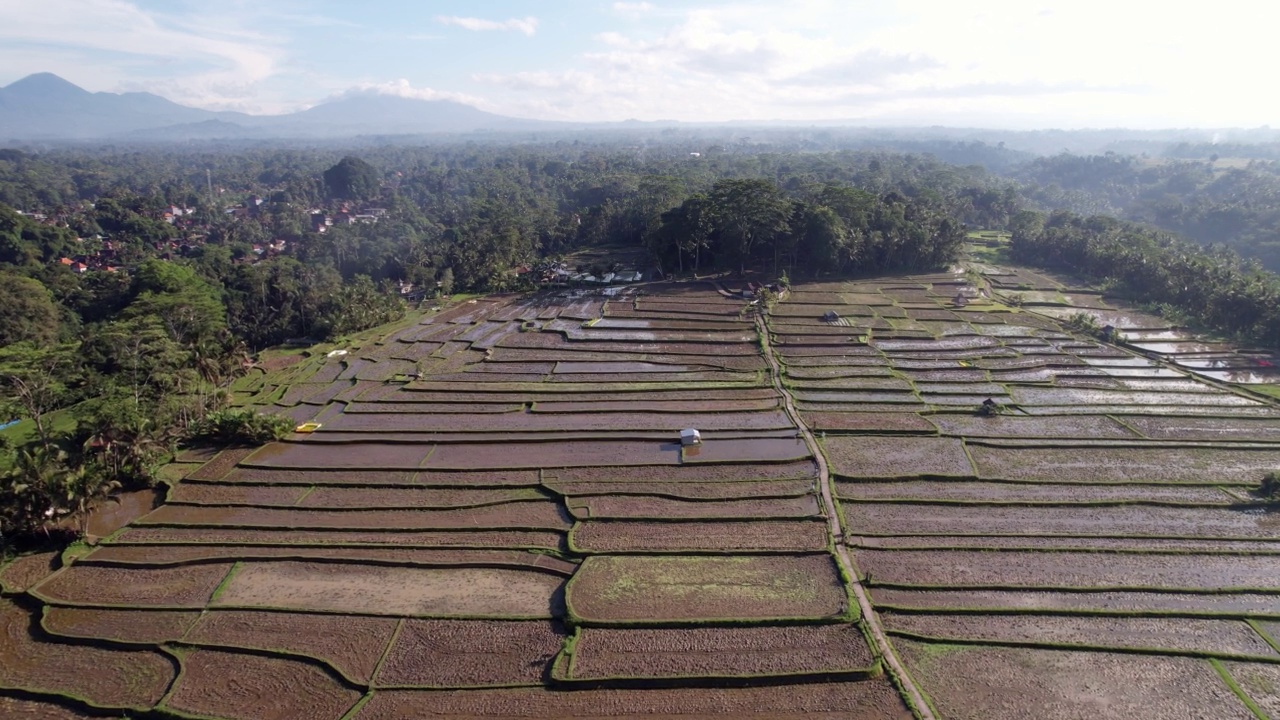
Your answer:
[0,1,1273,130]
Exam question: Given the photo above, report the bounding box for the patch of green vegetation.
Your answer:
[59,541,93,565]
[967,242,1012,265]
[1246,384,1280,400]
[1245,619,1280,656]
[1257,471,1280,504]
[1210,658,1270,720]
[208,561,243,603]
[188,408,294,445]
[907,640,972,662]
[955,300,1017,313]
[339,693,375,720]
[0,407,78,453]
[229,371,266,394]
[243,383,282,406]
[966,230,1011,241]
[155,463,201,483]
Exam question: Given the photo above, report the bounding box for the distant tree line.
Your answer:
[1010,209,1280,348]
[1015,153,1280,271]
[645,179,965,277]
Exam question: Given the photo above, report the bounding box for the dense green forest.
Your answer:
[1016,153,1280,270]
[1009,209,1280,347]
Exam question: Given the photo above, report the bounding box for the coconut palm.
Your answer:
[61,468,121,539]
[81,410,167,488]
[0,443,78,537]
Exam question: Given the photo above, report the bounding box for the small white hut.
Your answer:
[680,428,702,446]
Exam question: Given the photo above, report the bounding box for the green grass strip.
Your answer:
[155,643,195,714]
[874,604,1280,621]
[338,692,374,720]
[291,485,318,505]
[548,625,582,682]
[368,618,404,687]
[841,497,1245,509]
[208,561,242,604]
[552,665,879,690]
[1246,618,1280,656]
[884,629,1280,664]
[56,541,93,567]
[831,549,862,623]
[1210,658,1269,720]
[849,535,1280,550]
[880,638,946,720]
[866,581,1280,594]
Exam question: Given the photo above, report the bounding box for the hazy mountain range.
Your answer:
[2,73,1277,155]
[0,73,564,141]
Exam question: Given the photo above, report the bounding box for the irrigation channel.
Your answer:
[755,313,936,720]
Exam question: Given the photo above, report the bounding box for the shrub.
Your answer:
[188,409,293,445]
[1065,311,1101,334]
[1260,471,1280,501]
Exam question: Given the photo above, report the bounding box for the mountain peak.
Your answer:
[0,71,558,140]
[2,72,90,99]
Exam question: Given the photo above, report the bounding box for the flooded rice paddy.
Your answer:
[8,261,1280,718]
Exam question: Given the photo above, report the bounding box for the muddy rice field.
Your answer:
[6,250,1280,717]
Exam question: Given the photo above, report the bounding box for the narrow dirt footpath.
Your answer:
[755,314,936,720]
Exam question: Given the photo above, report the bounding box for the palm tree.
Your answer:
[1,443,79,537]
[88,411,168,486]
[62,469,121,539]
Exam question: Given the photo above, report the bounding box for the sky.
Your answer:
[0,0,1274,128]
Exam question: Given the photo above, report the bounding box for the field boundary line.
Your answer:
[368,617,404,687]
[882,628,1280,664]
[1245,618,1280,656]
[1210,658,1269,720]
[756,313,936,720]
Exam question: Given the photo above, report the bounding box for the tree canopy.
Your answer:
[323,156,380,201]
[0,271,60,346]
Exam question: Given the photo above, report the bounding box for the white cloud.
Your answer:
[329,78,488,108]
[0,0,285,112]
[471,0,1280,127]
[473,70,599,94]
[2,0,1277,127]
[782,51,941,87]
[436,15,539,36]
[613,2,655,18]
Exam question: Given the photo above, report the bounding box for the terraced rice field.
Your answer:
[5,251,1280,718]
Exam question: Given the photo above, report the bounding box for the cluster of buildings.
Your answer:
[163,205,197,224]
[309,205,387,233]
[57,253,117,274]
[23,193,397,275]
